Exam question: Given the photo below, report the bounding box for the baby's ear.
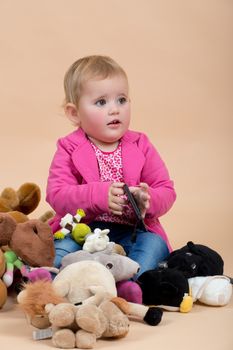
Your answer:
[65,103,80,126]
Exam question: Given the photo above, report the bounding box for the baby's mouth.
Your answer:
[107,119,121,125]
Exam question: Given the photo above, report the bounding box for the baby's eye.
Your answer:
[118,97,127,104]
[95,99,106,106]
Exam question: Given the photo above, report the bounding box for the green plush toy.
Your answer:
[54,209,91,245]
[3,250,28,287]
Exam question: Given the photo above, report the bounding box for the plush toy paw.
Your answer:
[143,307,163,326]
[76,304,107,337]
[52,328,76,349]
[76,329,97,349]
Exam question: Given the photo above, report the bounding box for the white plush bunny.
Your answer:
[83,228,110,253]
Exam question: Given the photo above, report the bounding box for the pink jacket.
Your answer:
[46,128,176,251]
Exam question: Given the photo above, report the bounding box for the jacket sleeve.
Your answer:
[139,135,176,219]
[46,139,111,220]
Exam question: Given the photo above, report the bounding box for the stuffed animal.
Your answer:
[44,296,131,349]
[18,283,163,349]
[54,209,91,244]
[60,247,140,282]
[188,275,232,306]
[138,267,193,312]
[165,241,224,278]
[0,183,41,223]
[82,228,110,253]
[0,213,55,267]
[0,249,7,308]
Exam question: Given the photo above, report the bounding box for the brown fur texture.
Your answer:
[18,280,65,318]
[0,213,55,267]
[0,183,41,217]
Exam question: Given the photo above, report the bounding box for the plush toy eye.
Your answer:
[186,252,192,256]
[191,263,196,270]
[106,263,113,269]
[32,226,38,234]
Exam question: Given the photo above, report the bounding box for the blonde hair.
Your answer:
[64,55,128,107]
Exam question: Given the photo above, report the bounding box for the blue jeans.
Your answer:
[54,234,82,268]
[54,222,169,278]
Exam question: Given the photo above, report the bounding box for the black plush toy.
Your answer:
[165,241,224,278]
[138,267,192,312]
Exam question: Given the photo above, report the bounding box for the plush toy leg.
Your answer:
[127,302,163,326]
[2,261,14,287]
[76,304,107,338]
[52,329,76,349]
[76,329,97,349]
[116,280,142,304]
[111,296,163,326]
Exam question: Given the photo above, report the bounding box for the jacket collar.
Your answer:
[71,128,145,184]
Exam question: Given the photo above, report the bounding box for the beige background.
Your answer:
[0,1,232,349]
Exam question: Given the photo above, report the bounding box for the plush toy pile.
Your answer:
[0,183,55,308]
[137,241,232,311]
[1,183,232,349]
[17,260,163,349]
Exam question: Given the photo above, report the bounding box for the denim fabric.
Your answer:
[54,234,82,268]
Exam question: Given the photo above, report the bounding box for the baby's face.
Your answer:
[76,74,130,148]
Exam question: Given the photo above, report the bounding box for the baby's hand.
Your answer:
[108,182,126,216]
[128,182,150,218]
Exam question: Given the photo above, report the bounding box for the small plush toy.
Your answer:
[54,209,91,244]
[82,228,110,253]
[0,249,7,308]
[0,213,55,267]
[2,250,52,288]
[188,275,232,306]
[43,295,131,349]
[60,248,140,282]
[138,267,193,312]
[0,183,41,223]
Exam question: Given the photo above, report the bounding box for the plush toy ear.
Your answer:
[0,213,16,245]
